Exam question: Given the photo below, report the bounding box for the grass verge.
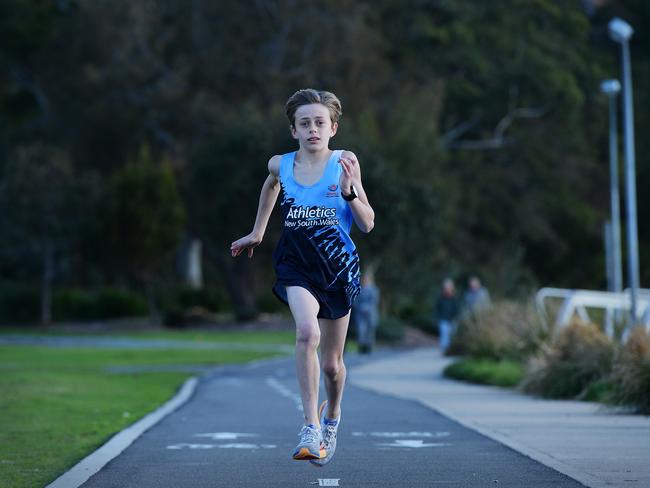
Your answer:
[443,358,524,387]
[0,326,297,345]
[0,336,291,488]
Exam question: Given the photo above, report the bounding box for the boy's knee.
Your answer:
[322,357,345,378]
[295,323,320,348]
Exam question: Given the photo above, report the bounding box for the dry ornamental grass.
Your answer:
[610,327,650,414]
[522,320,615,399]
[450,300,546,361]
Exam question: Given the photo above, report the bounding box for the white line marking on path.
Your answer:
[266,376,303,411]
[193,432,258,440]
[378,439,449,448]
[46,376,198,488]
[167,443,215,450]
[167,443,276,450]
[353,431,450,438]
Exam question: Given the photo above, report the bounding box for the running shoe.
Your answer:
[310,401,340,467]
[292,424,324,460]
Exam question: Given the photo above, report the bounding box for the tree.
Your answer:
[0,144,84,324]
[372,0,609,294]
[184,107,289,320]
[97,146,185,322]
[0,0,648,320]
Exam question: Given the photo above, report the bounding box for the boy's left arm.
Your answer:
[339,150,375,233]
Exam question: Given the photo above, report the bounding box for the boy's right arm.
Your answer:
[230,156,281,258]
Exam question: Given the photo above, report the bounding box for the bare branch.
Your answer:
[11,68,51,127]
[444,85,548,151]
[440,116,482,147]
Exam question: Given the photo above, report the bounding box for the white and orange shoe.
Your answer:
[310,401,340,467]
[292,424,325,461]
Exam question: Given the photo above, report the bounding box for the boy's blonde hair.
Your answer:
[285,89,342,128]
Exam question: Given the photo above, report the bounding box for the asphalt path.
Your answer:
[80,354,585,487]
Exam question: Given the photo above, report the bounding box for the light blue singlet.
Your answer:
[272,149,361,319]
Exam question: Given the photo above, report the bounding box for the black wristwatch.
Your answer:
[342,185,358,201]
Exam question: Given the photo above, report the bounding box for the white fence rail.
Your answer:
[535,287,650,339]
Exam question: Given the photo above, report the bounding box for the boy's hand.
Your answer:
[338,156,360,193]
[230,233,262,258]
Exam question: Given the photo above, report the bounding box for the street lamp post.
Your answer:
[600,79,622,295]
[608,17,640,327]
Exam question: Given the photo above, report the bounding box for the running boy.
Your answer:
[231,89,374,466]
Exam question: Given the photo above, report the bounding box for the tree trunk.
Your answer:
[41,240,54,326]
[177,235,203,289]
[144,278,161,326]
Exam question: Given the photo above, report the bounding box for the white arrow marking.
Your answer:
[379,439,448,448]
[194,432,258,440]
[167,443,215,450]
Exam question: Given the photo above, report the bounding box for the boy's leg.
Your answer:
[319,311,351,420]
[309,312,349,466]
[286,286,321,426]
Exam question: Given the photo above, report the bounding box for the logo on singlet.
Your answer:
[326,184,339,197]
[285,205,339,228]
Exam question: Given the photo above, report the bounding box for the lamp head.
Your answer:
[600,79,621,95]
[608,17,634,43]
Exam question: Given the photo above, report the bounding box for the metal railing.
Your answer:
[535,287,650,340]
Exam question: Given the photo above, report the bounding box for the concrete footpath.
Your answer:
[349,348,650,488]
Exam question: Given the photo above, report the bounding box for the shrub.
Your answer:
[94,288,148,318]
[395,301,419,322]
[444,358,524,387]
[580,378,616,403]
[175,286,228,313]
[409,313,437,335]
[390,297,437,335]
[0,283,40,324]
[164,305,217,329]
[522,321,615,399]
[449,300,546,361]
[376,316,406,343]
[52,289,96,321]
[0,284,148,324]
[257,291,288,314]
[610,327,650,414]
[52,288,148,321]
[162,306,185,328]
[160,285,229,327]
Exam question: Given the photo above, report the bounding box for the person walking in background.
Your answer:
[463,275,491,314]
[231,88,374,466]
[352,271,380,354]
[436,278,460,354]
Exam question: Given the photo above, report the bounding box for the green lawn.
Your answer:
[117,329,297,345]
[0,326,297,345]
[0,332,293,488]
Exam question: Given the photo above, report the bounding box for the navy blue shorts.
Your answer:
[273,280,352,320]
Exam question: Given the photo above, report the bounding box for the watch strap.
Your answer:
[342,186,357,201]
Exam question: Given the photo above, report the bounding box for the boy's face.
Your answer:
[291,103,337,151]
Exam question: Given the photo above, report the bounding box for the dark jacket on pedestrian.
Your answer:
[436,292,459,322]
